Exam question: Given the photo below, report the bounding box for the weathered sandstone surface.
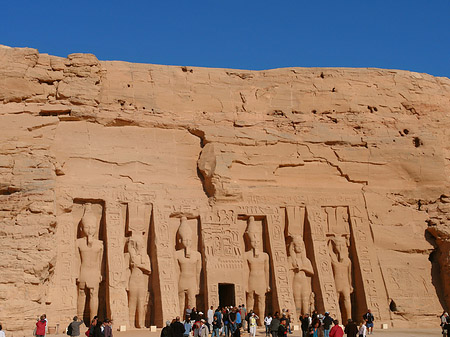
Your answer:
[0,45,449,334]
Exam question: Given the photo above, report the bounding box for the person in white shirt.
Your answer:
[249,313,259,337]
[208,306,214,326]
[264,314,272,336]
[0,324,6,337]
[358,322,367,337]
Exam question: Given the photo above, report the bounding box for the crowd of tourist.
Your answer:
[162,307,374,337]
[13,306,449,337]
[296,309,374,337]
[65,316,113,337]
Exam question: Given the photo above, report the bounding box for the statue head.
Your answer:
[81,204,98,241]
[129,231,145,252]
[330,236,348,261]
[178,216,193,249]
[291,235,304,254]
[246,216,262,250]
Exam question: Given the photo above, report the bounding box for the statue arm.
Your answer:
[75,241,81,282]
[301,259,314,276]
[347,260,353,292]
[175,253,181,280]
[135,253,151,274]
[244,254,249,294]
[329,244,338,263]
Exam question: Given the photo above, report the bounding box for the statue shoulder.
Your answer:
[94,239,104,249]
[193,250,202,259]
[76,238,84,248]
[174,250,183,259]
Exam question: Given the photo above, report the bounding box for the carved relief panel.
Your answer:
[236,205,296,323]
[349,205,390,322]
[174,215,202,318]
[285,207,315,318]
[152,204,179,325]
[73,201,107,323]
[122,202,153,328]
[306,205,340,317]
[201,208,245,309]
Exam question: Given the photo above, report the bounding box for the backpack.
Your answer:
[67,323,73,336]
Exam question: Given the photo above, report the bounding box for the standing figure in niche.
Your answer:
[128,232,151,328]
[244,216,270,323]
[288,235,314,315]
[76,204,104,322]
[175,216,202,317]
[329,236,353,322]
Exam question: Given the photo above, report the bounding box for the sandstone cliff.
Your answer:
[0,45,449,333]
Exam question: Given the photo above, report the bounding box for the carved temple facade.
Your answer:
[0,46,449,333]
[51,191,390,328]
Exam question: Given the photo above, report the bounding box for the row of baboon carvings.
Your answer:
[75,202,355,327]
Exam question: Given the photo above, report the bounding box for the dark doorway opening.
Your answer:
[219,284,235,308]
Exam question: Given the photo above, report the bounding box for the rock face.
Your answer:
[0,44,449,333]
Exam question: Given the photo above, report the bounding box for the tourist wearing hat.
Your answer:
[249,313,259,337]
[200,320,209,337]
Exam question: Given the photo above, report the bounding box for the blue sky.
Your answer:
[2,0,449,78]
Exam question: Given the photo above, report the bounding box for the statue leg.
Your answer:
[136,289,146,328]
[128,290,137,328]
[256,293,265,325]
[77,284,86,319]
[301,295,309,316]
[246,291,254,312]
[187,289,196,310]
[89,287,99,323]
[179,291,186,318]
[342,291,352,323]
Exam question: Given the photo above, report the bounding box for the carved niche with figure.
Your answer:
[175,216,202,317]
[76,203,104,322]
[244,216,270,320]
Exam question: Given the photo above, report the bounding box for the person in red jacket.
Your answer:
[329,320,343,337]
[36,315,47,337]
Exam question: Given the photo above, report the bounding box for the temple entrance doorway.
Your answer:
[219,283,235,308]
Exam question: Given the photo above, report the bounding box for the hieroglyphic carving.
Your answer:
[349,206,390,321]
[306,206,340,318]
[265,208,297,320]
[153,204,179,325]
[49,209,78,314]
[104,201,128,325]
[201,207,244,310]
